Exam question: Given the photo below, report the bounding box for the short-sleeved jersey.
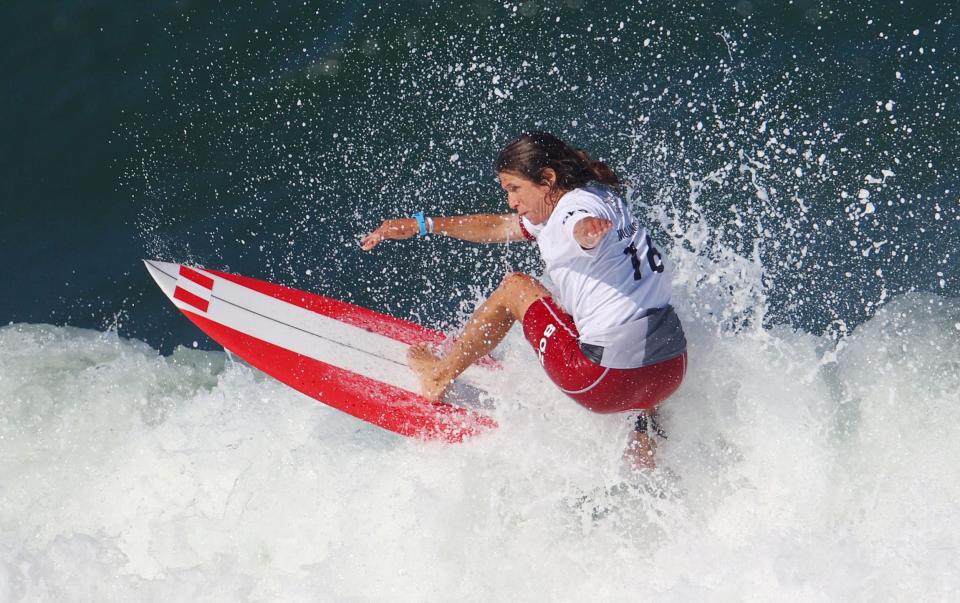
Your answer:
[520,184,686,369]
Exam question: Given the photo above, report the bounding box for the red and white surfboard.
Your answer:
[144,260,499,442]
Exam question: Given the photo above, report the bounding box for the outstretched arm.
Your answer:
[361,213,524,251]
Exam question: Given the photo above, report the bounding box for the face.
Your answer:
[498,169,559,225]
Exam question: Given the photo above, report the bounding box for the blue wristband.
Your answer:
[412,211,428,236]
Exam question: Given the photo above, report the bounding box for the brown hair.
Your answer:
[494,131,621,191]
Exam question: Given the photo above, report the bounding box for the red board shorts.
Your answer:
[521,297,687,414]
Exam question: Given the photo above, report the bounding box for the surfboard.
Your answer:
[143,260,499,442]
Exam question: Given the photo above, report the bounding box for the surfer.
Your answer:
[361,132,687,471]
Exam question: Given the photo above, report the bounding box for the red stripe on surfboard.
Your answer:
[179,265,214,289]
[173,286,210,312]
[203,267,443,345]
[180,309,496,442]
[200,266,501,370]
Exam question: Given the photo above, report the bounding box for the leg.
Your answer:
[623,410,665,471]
[409,272,550,400]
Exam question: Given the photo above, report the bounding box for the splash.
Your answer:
[49,2,960,598]
[2,285,959,599]
[119,1,958,336]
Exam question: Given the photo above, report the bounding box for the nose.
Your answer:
[507,194,519,210]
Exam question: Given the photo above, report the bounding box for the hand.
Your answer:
[573,217,613,249]
[360,218,419,251]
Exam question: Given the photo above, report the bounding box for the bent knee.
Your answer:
[495,272,550,318]
[499,272,539,291]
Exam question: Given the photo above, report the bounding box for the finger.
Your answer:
[361,233,382,251]
[588,218,610,232]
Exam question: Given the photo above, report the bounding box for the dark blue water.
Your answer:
[4,5,960,598]
[3,1,958,352]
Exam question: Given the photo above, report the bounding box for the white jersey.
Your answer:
[521,184,686,369]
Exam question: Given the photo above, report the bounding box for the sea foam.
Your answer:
[1,286,958,600]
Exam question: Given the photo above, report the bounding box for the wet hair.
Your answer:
[494,131,621,191]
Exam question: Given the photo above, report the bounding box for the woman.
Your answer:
[361,132,687,471]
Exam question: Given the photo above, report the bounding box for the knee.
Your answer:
[498,272,537,293]
[493,272,546,320]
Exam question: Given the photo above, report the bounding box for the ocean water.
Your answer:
[2,0,959,600]
[3,255,959,599]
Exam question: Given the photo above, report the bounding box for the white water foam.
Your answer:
[2,231,959,601]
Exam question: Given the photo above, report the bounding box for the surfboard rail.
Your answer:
[144,260,498,442]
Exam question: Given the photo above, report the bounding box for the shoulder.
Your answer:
[559,184,622,209]
[555,185,620,223]
[560,185,604,205]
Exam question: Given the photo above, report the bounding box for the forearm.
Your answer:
[432,213,522,243]
[361,212,524,251]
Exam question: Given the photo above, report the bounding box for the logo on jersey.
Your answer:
[616,218,639,241]
[561,209,590,225]
[537,324,557,366]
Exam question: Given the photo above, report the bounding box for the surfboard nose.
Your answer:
[143,259,179,300]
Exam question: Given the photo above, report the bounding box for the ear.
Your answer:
[539,167,558,188]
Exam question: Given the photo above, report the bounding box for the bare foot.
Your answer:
[407,344,453,401]
[623,431,657,472]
